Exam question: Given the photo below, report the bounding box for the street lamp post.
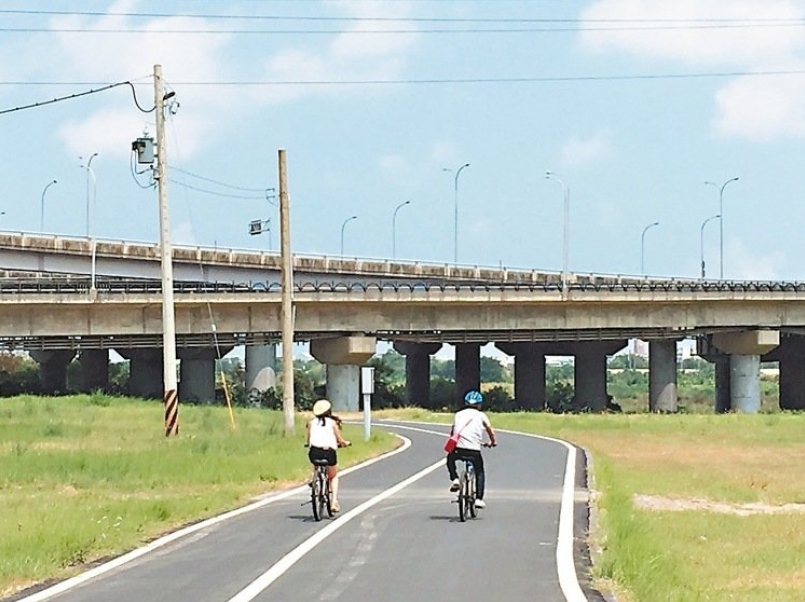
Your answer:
[700,214,721,278]
[704,177,739,279]
[443,163,470,264]
[340,215,357,257]
[80,153,98,291]
[545,171,570,296]
[392,200,411,259]
[80,153,98,237]
[39,179,57,232]
[640,221,660,275]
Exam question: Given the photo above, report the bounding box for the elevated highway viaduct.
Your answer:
[0,232,803,413]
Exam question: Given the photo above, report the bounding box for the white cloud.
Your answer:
[559,130,614,168]
[5,0,420,159]
[579,0,805,141]
[714,74,805,139]
[171,220,197,246]
[726,239,785,280]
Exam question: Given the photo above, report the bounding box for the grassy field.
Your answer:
[5,397,805,602]
[0,395,399,599]
[378,408,805,602]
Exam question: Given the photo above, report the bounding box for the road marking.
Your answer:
[225,458,446,602]
[381,419,590,602]
[14,436,413,602]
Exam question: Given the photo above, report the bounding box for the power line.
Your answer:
[3,10,804,25]
[0,80,150,116]
[167,178,274,200]
[3,70,805,92]
[3,23,805,34]
[170,166,275,194]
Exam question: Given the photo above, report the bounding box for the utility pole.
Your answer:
[278,149,295,435]
[154,64,179,436]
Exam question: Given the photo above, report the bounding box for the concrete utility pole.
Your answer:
[278,149,295,436]
[154,64,179,436]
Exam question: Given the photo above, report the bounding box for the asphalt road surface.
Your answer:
[10,421,605,602]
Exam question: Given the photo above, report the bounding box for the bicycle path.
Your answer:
[10,421,605,602]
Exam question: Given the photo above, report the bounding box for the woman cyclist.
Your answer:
[305,399,350,513]
[447,390,497,508]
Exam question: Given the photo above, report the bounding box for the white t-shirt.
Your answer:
[452,408,491,451]
[308,417,338,449]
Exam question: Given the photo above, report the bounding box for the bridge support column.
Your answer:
[30,349,75,395]
[310,336,376,412]
[118,348,164,399]
[245,344,277,393]
[730,355,761,413]
[649,340,678,413]
[79,349,109,393]
[711,330,779,414]
[574,341,626,412]
[715,358,732,413]
[393,341,442,409]
[455,342,482,409]
[763,335,805,410]
[178,348,229,403]
[496,342,546,410]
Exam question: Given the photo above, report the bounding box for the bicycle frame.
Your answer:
[456,458,477,522]
[310,462,333,521]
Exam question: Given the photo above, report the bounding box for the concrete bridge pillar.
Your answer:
[30,349,75,395]
[117,348,163,399]
[715,358,732,413]
[574,341,626,412]
[763,335,805,410]
[730,355,761,413]
[79,349,109,393]
[245,344,277,393]
[310,336,376,412]
[711,330,779,414]
[393,341,442,408]
[455,342,482,409]
[177,348,225,403]
[496,342,546,410]
[649,340,678,413]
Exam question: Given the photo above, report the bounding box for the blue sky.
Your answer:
[3,0,805,283]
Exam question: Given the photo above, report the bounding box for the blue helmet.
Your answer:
[464,390,484,405]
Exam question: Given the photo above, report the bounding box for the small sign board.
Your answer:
[361,366,375,395]
[248,220,263,235]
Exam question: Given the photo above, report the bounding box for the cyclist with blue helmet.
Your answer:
[447,389,497,508]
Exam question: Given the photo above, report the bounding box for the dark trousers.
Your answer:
[446,447,486,500]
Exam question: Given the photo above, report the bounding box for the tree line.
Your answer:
[2,349,777,413]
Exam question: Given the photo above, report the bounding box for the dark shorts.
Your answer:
[308,446,337,467]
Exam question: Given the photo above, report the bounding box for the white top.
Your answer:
[452,408,491,451]
[308,417,338,449]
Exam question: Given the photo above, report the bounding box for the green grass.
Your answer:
[376,408,805,602]
[0,395,398,598]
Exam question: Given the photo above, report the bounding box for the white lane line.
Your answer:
[15,436,413,602]
[381,420,590,602]
[225,458,446,602]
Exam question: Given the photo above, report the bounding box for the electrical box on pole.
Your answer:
[131,136,155,164]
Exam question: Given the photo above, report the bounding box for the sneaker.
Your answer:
[331,500,341,513]
[475,499,486,509]
[449,479,460,492]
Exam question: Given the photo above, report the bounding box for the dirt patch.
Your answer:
[634,494,805,516]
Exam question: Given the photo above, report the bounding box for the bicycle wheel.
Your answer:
[311,471,323,522]
[316,471,328,521]
[458,470,468,522]
[324,479,334,518]
[468,469,477,519]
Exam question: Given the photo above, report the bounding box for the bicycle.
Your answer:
[452,442,494,522]
[309,459,334,522]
